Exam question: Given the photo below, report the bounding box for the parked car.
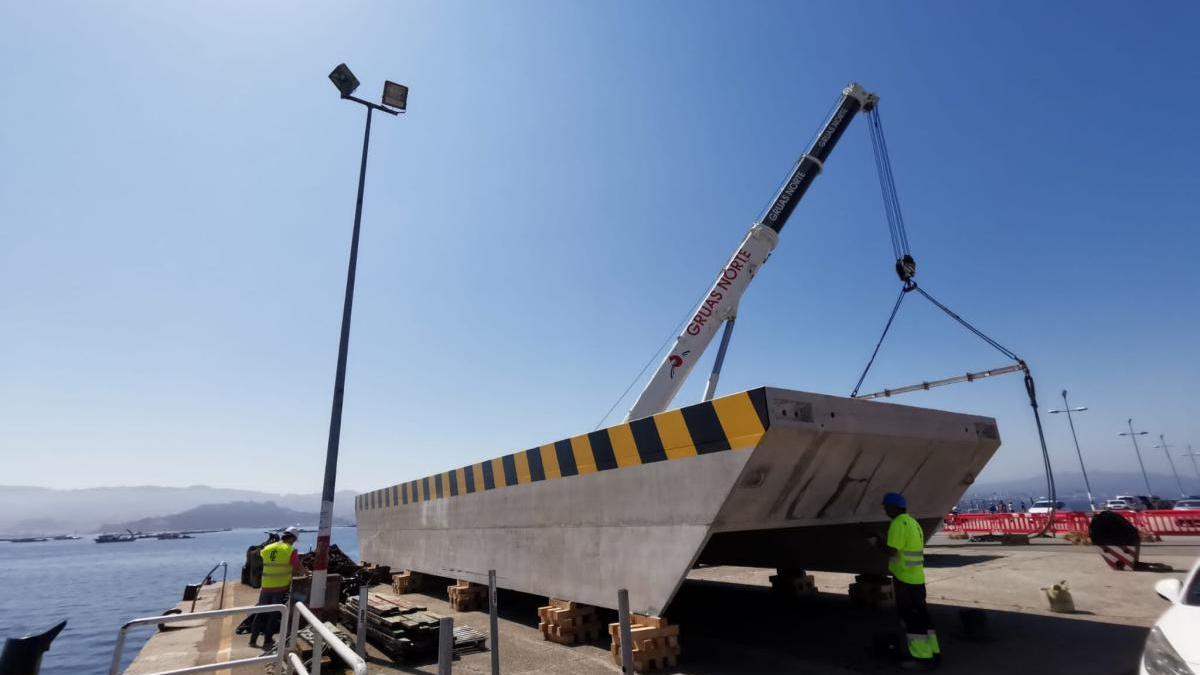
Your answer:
[1115,495,1149,511]
[1027,500,1066,514]
[1172,499,1200,511]
[1141,558,1199,674]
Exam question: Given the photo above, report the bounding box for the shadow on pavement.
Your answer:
[667,578,1147,674]
[924,553,1001,568]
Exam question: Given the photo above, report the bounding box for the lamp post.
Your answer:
[1118,419,1152,498]
[1184,445,1200,495]
[310,64,408,613]
[1047,389,1094,511]
[1151,434,1186,498]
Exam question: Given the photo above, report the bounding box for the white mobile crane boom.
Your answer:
[624,83,878,421]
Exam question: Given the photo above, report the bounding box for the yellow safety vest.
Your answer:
[260,541,295,589]
[886,512,926,585]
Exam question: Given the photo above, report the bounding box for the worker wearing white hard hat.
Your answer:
[249,527,308,650]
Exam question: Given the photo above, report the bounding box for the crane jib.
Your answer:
[622,83,877,422]
[761,94,864,234]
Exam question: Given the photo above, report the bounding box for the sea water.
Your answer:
[0,527,359,674]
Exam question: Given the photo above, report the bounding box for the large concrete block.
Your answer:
[357,387,999,615]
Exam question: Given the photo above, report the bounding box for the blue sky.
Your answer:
[2,2,1198,495]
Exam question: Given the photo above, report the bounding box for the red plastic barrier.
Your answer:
[1127,510,1200,535]
[942,510,1200,537]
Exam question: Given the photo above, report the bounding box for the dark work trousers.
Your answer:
[893,579,938,661]
[249,588,288,642]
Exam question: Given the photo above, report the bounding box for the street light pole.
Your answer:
[1119,419,1152,497]
[311,64,406,613]
[1184,444,1200,494]
[1047,389,1094,511]
[1152,434,1186,498]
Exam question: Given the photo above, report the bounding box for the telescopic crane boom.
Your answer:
[624,83,877,421]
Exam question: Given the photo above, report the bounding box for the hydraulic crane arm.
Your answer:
[624,83,877,421]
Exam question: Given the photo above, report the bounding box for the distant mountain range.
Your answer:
[0,484,358,536]
[99,500,353,533]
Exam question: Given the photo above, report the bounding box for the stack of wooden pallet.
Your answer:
[447,580,488,611]
[537,598,601,645]
[391,570,421,594]
[848,575,895,608]
[608,614,680,671]
[340,592,441,661]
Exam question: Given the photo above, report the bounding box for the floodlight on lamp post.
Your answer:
[1151,434,1186,498]
[1047,389,1095,511]
[310,63,408,614]
[1118,419,1153,497]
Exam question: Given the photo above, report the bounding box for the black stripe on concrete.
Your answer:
[422,476,431,501]
[392,485,399,506]
[588,430,618,471]
[411,480,419,502]
[681,401,731,454]
[464,465,476,493]
[748,388,771,430]
[435,473,445,498]
[630,416,668,463]
[449,470,459,496]
[401,482,408,505]
[482,461,496,490]
[526,448,546,481]
[501,454,518,485]
[554,439,578,476]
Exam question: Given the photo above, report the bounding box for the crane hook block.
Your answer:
[895,254,916,283]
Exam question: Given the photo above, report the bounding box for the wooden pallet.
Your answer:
[447,580,488,612]
[538,598,602,645]
[848,576,895,608]
[391,570,422,594]
[341,592,441,661]
[608,614,681,672]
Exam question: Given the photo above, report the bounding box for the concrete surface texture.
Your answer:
[359,387,1000,615]
[359,535,1197,675]
[124,536,1199,674]
[124,582,269,675]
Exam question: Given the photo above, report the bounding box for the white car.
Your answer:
[1141,558,1200,674]
[1105,499,1133,511]
[1115,495,1149,511]
[1027,500,1066,514]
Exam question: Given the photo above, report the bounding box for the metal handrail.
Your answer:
[284,601,366,675]
[108,603,287,675]
[189,561,228,613]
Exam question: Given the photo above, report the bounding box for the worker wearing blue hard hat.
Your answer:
[872,491,939,670]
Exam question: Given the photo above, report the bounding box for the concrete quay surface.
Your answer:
[124,535,1199,674]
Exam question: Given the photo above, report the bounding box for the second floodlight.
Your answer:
[382,81,409,111]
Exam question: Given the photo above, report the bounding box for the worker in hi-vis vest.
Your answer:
[249,526,308,650]
[873,492,940,670]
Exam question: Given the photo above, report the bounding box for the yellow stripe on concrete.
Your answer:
[514,451,532,483]
[439,473,449,498]
[712,392,767,450]
[570,434,597,474]
[540,443,561,479]
[491,457,508,487]
[654,409,698,460]
[608,424,642,468]
[455,467,466,495]
[472,463,485,493]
